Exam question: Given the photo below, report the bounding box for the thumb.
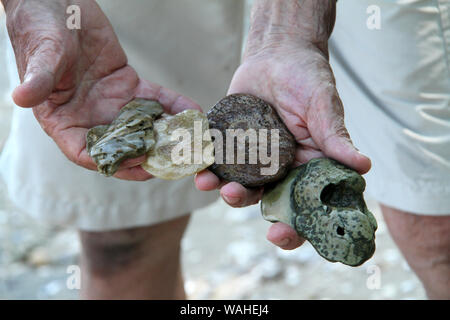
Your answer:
[308,85,371,174]
[12,44,63,108]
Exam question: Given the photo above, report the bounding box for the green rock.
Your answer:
[86,99,163,176]
[262,158,377,266]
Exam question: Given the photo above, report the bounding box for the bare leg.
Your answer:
[381,205,450,299]
[78,214,190,299]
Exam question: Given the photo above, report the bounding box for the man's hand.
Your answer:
[196,0,371,249]
[3,0,202,180]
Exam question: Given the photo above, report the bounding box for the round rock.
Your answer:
[207,94,296,187]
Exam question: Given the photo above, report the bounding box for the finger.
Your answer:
[49,126,97,171]
[136,79,203,114]
[114,166,153,181]
[76,148,152,181]
[266,222,305,250]
[293,143,325,166]
[118,155,147,170]
[77,148,152,181]
[12,41,66,108]
[307,84,371,174]
[195,169,222,191]
[54,127,150,175]
[220,182,263,208]
[12,72,55,108]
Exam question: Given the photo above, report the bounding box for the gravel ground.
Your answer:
[0,101,427,300]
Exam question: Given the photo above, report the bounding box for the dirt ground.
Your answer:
[0,100,426,300]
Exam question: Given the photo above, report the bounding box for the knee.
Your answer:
[381,206,450,260]
[78,215,190,276]
[381,205,450,298]
[423,249,450,299]
[79,227,153,275]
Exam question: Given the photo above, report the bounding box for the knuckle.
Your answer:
[333,121,350,139]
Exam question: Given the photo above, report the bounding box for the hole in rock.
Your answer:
[320,183,336,204]
[336,226,345,236]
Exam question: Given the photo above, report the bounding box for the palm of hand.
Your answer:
[33,36,141,172]
[228,47,346,167]
[196,44,370,211]
[194,45,371,250]
[9,0,201,180]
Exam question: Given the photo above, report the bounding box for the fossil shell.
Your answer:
[261,158,377,266]
[86,99,164,176]
[141,109,214,180]
[207,94,296,188]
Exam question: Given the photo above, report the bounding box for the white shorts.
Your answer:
[0,0,448,233]
[330,0,450,215]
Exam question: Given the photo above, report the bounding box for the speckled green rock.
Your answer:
[86,99,164,176]
[261,158,377,266]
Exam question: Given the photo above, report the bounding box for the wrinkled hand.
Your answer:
[4,0,201,180]
[196,41,371,249]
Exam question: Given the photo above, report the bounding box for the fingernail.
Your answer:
[223,195,241,205]
[278,238,291,247]
[357,150,370,159]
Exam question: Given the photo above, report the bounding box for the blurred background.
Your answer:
[0,97,426,299]
[0,3,427,300]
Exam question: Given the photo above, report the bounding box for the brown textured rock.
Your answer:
[207,94,296,188]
